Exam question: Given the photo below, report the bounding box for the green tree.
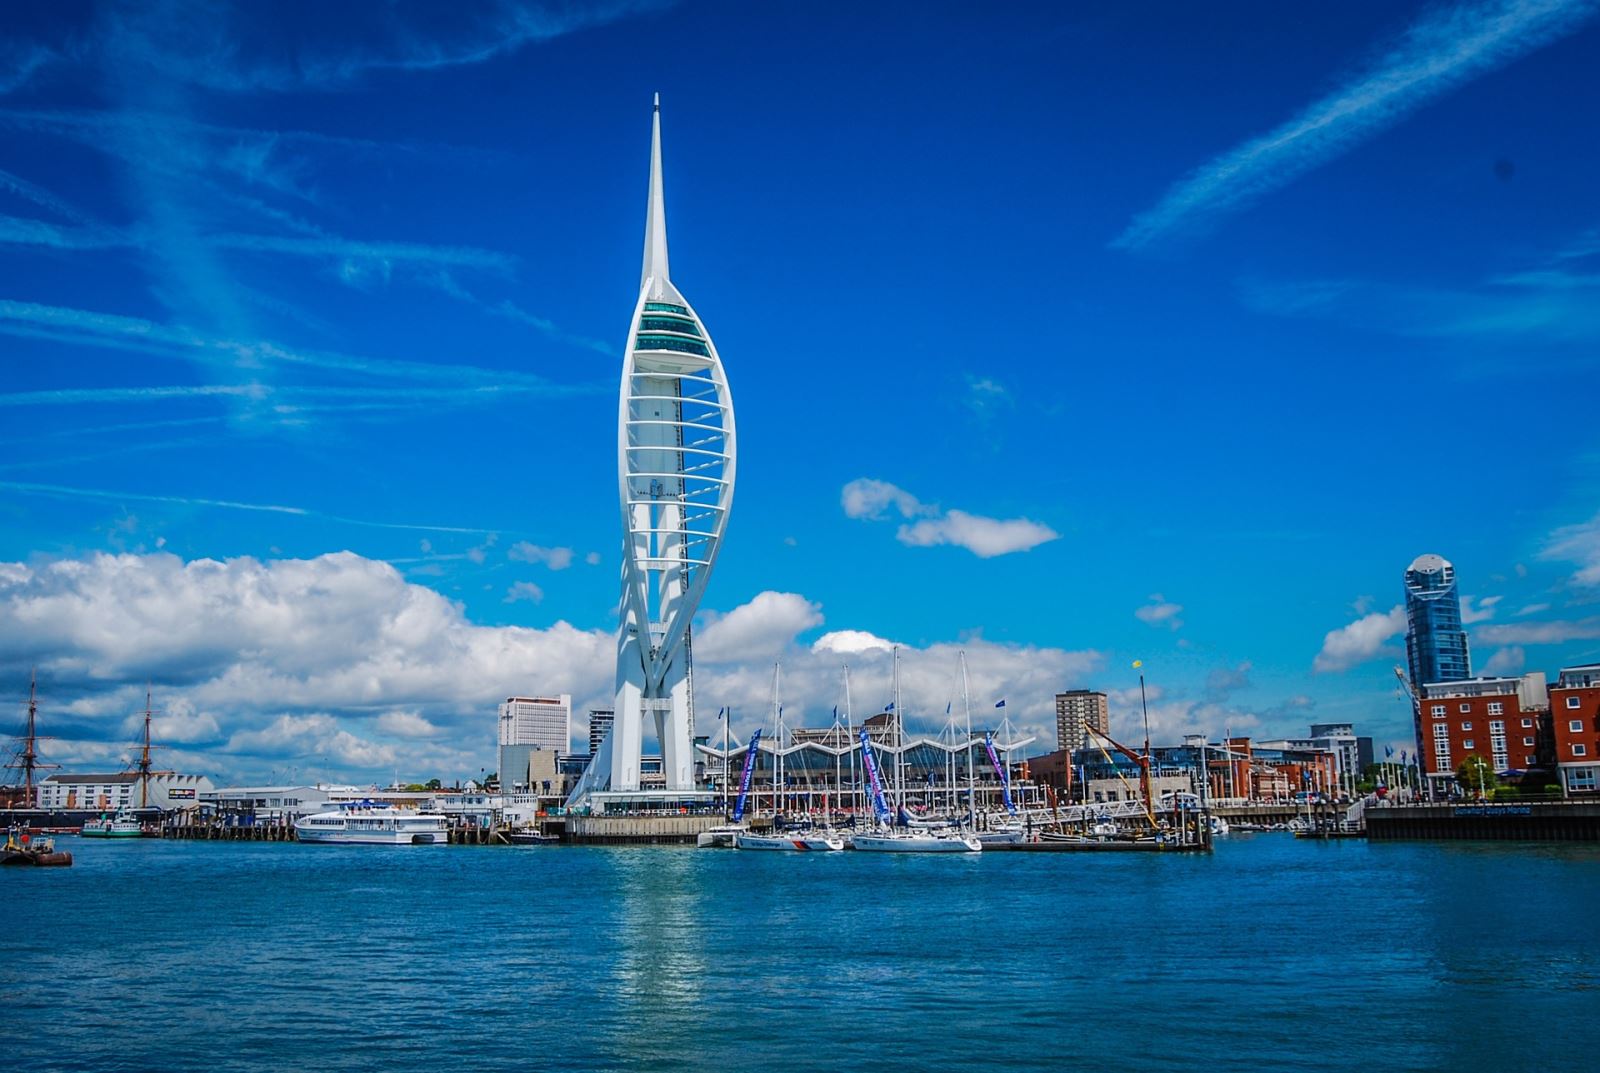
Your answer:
[1456,754,1498,798]
[425,778,442,791]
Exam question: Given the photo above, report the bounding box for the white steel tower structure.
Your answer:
[572,96,736,808]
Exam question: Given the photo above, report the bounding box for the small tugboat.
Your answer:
[506,827,559,845]
[81,810,143,838]
[2,826,73,867]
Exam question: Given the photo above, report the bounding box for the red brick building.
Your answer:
[1552,664,1600,796]
[1419,673,1551,788]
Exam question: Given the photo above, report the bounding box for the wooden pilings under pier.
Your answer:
[163,820,298,842]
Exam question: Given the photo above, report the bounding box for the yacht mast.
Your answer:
[892,646,904,814]
[960,651,975,826]
[844,664,859,819]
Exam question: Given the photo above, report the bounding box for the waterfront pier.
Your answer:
[1366,800,1600,841]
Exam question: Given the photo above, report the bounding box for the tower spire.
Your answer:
[641,93,670,295]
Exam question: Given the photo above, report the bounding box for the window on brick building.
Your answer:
[1522,718,1534,728]
[1523,737,1535,746]
[1571,720,1584,733]
[1461,722,1472,731]
[1488,702,1504,715]
[1432,705,1445,716]
[1575,744,1589,757]
[1568,695,1583,709]
[1463,739,1475,749]
[1460,703,1471,713]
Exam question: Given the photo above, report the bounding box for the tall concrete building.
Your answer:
[588,708,615,757]
[1404,553,1471,688]
[1055,690,1110,752]
[499,695,572,752]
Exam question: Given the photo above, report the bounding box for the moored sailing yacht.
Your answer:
[851,648,982,854]
[734,664,845,851]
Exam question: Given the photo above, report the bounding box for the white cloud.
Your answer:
[0,550,614,779]
[504,581,544,604]
[896,510,1059,558]
[1114,0,1600,249]
[1,551,1107,781]
[1517,602,1551,616]
[1544,511,1600,586]
[584,551,602,566]
[508,542,574,570]
[841,478,926,521]
[696,592,824,664]
[841,478,1059,558]
[377,709,443,739]
[1135,594,1184,630]
[1314,605,1406,672]
[963,375,1012,422]
[812,630,895,656]
[1481,646,1527,676]
[1460,594,1502,623]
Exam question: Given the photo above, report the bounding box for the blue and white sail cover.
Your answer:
[599,96,736,797]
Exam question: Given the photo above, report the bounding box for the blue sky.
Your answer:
[3,1,1599,784]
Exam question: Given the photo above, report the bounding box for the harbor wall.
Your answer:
[1366,801,1600,841]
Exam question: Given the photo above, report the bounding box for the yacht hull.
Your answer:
[735,832,844,851]
[852,833,982,853]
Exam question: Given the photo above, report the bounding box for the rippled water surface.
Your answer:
[4,834,1598,1072]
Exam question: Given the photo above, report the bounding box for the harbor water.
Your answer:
[4,834,1597,1072]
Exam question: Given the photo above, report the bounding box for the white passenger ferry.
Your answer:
[294,806,449,845]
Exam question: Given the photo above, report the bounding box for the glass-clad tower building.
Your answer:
[1404,553,1471,687]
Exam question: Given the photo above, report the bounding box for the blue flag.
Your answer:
[1385,744,1395,758]
[994,699,1006,709]
[946,702,952,715]
[884,702,895,711]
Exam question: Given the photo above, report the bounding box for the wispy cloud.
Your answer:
[1543,511,1600,587]
[1114,0,1600,250]
[0,385,260,408]
[107,1,675,93]
[0,41,57,95]
[1476,617,1600,644]
[431,271,612,355]
[0,166,94,224]
[0,480,499,535]
[0,299,600,396]
[1135,595,1184,631]
[840,478,1059,558]
[1239,268,1600,350]
[209,232,515,272]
